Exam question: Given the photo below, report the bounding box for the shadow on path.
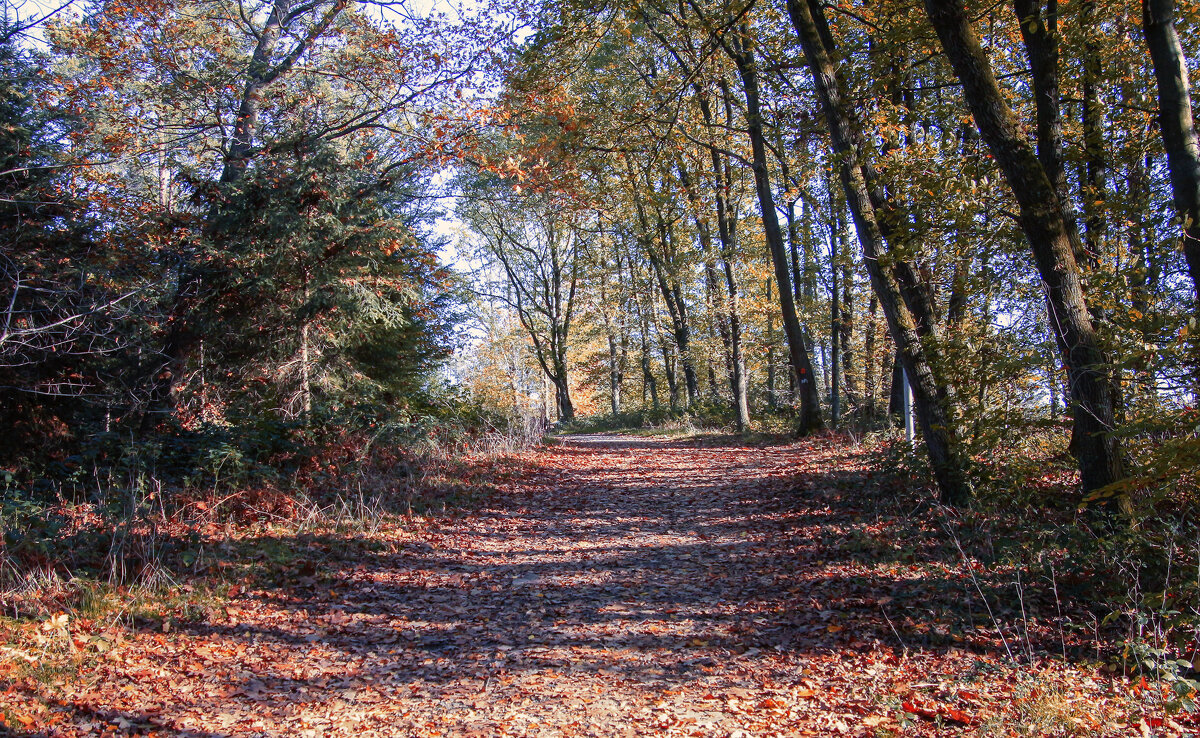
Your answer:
[14,433,1107,737]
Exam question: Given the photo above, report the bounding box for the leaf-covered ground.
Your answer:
[4,434,1193,736]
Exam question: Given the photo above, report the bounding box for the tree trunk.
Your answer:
[727,28,824,434]
[608,331,621,415]
[864,293,879,416]
[705,86,752,431]
[661,336,679,411]
[640,318,659,411]
[766,279,778,409]
[889,353,904,417]
[841,259,856,406]
[300,277,312,420]
[1143,0,1200,309]
[787,0,972,503]
[636,187,698,409]
[554,374,574,423]
[830,217,841,427]
[1128,147,1159,403]
[601,270,622,416]
[1013,0,1069,205]
[724,260,751,431]
[679,147,749,428]
[924,0,1125,492]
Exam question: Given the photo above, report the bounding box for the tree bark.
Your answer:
[707,88,752,432]
[1143,0,1200,307]
[726,27,824,434]
[923,0,1124,492]
[1013,0,1069,206]
[864,293,879,416]
[787,0,972,503]
[661,335,680,410]
[627,243,661,412]
[678,147,750,430]
[830,212,841,426]
[766,278,777,409]
[600,269,622,416]
[841,259,856,407]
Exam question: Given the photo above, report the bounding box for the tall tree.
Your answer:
[786,0,972,503]
[1142,0,1200,308]
[923,0,1125,492]
[716,19,824,434]
[141,0,353,427]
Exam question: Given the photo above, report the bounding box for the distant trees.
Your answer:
[451,0,1200,509]
[459,175,585,422]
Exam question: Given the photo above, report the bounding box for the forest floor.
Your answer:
[3,433,1195,736]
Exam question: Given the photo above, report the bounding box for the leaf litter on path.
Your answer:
[4,433,1183,736]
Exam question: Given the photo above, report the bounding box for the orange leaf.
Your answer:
[944,707,974,725]
[902,700,938,720]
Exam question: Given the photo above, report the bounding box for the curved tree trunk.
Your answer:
[923,0,1124,492]
[786,0,972,504]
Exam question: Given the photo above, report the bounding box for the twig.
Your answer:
[880,604,909,655]
[1015,568,1034,663]
[1048,560,1068,661]
[944,510,1016,662]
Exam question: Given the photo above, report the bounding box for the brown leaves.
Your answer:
[6,434,1194,736]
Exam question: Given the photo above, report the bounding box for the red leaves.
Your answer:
[8,435,1196,736]
[902,697,975,726]
[901,699,937,719]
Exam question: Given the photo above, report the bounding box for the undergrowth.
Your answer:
[865,422,1200,722]
[0,414,541,624]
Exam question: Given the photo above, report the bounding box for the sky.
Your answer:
[11,0,512,365]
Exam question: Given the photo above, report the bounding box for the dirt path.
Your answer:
[21,434,1137,736]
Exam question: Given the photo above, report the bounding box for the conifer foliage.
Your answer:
[3,0,1200,595]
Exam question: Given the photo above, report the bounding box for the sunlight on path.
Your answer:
[27,435,1123,736]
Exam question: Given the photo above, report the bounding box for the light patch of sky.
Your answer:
[5,0,74,46]
[399,0,528,272]
[12,0,516,372]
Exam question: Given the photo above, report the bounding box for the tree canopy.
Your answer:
[3,0,1200,532]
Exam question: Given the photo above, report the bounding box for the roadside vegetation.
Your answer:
[3,0,1200,732]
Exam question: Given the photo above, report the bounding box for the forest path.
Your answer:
[27,434,1122,736]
